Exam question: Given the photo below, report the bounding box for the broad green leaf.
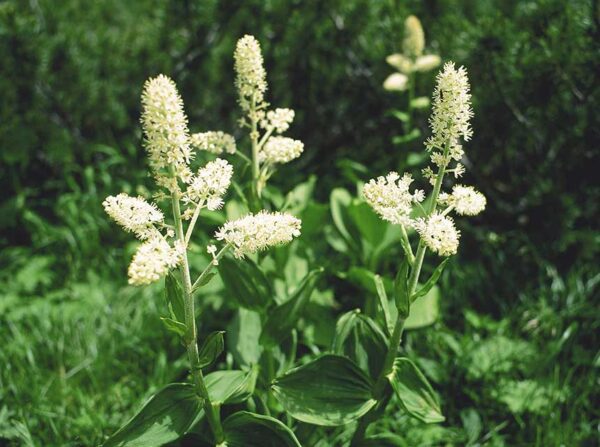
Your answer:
[217,256,272,311]
[223,411,301,447]
[260,268,322,348]
[227,308,263,366]
[387,357,444,423]
[160,317,188,338]
[332,310,388,378]
[373,274,393,334]
[165,273,185,323]
[394,259,409,318]
[198,331,225,369]
[103,383,203,447]
[359,433,408,447]
[404,286,440,330]
[205,367,258,405]
[411,259,448,302]
[272,354,377,426]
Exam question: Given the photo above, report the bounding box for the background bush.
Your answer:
[1,0,598,445]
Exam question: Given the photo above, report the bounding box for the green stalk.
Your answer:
[249,94,261,209]
[170,180,224,444]
[350,142,451,445]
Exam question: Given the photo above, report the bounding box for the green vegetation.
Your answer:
[1,0,598,446]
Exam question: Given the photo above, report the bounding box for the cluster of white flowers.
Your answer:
[439,185,486,216]
[128,238,185,286]
[215,211,301,258]
[184,158,233,212]
[414,213,460,256]
[263,108,295,133]
[259,136,304,164]
[363,172,424,226]
[141,75,192,188]
[403,15,425,58]
[383,15,441,92]
[190,131,236,155]
[426,62,473,150]
[234,35,267,111]
[103,193,163,240]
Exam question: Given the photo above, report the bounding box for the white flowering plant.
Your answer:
[267,62,486,446]
[384,15,442,146]
[101,60,313,444]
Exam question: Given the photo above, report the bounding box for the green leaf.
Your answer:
[272,354,377,426]
[330,188,360,253]
[394,259,410,318]
[260,268,322,348]
[387,357,444,423]
[217,256,272,311]
[165,273,185,323]
[359,433,408,447]
[227,308,263,366]
[332,310,388,378]
[205,367,258,405]
[198,331,225,369]
[390,110,410,123]
[374,274,393,334]
[410,96,430,109]
[411,259,448,302]
[223,411,301,447]
[102,383,203,447]
[392,128,421,145]
[160,317,188,338]
[404,286,440,330]
[194,271,216,289]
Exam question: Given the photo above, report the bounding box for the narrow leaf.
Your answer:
[387,357,444,423]
[160,317,188,338]
[198,331,225,369]
[411,259,448,302]
[260,268,322,348]
[223,411,301,447]
[102,383,203,447]
[394,259,410,318]
[194,271,216,289]
[272,354,377,426]
[373,274,393,335]
[165,273,185,323]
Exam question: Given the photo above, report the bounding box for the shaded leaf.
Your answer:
[217,256,272,311]
[272,354,377,426]
[165,273,185,323]
[198,331,225,369]
[411,259,448,302]
[205,367,258,405]
[404,286,440,330]
[160,317,188,338]
[387,357,444,423]
[223,411,301,447]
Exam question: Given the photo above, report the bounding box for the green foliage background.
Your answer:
[1,0,598,445]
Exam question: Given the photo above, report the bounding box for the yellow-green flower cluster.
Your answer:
[183,158,233,212]
[363,172,424,226]
[259,136,304,164]
[384,15,441,92]
[190,131,237,155]
[234,35,267,113]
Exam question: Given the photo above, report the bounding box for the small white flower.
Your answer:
[414,54,441,72]
[426,62,473,151]
[260,136,304,164]
[363,172,423,226]
[184,158,233,211]
[190,131,236,154]
[128,238,184,286]
[264,108,295,133]
[141,75,192,186]
[386,54,413,74]
[215,211,301,258]
[234,35,267,109]
[446,185,486,216]
[207,244,217,255]
[414,212,461,256]
[383,73,409,92]
[103,193,163,240]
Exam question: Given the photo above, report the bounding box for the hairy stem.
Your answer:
[170,183,224,444]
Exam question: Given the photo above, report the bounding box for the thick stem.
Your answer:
[171,186,224,444]
[250,94,261,208]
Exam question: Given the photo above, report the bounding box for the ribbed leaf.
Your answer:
[205,367,258,405]
[223,411,301,447]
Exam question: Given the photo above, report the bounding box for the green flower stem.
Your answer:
[406,71,415,131]
[351,143,451,445]
[170,183,225,444]
[250,93,261,207]
[184,200,205,244]
[191,245,230,291]
[399,224,415,265]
